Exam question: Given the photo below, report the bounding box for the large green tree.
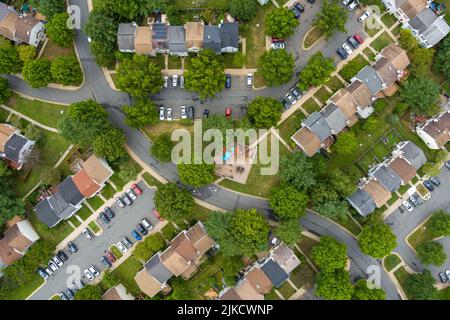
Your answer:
[416,240,447,266]
[274,219,302,245]
[297,52,335,90]
[314,200,350,221]
[177,154,215,188]
[358,223,397,258]
[94,0,168,20]
[314,0,348,39]
[259,49,294,86]
[280,152,316,191]
[45,13,74,47]
[222,256,244,286]
[123,99,159,128]
[312,236,348,271]
[434,35,450,80]
[329,169,356,197]
[116,55,163,97]
[0,77,11,104]
[409,47,435,76]
[74,285,103,300]
[133,233,165,262]
[30,0,65,19]
[92,127,127,162]
[0,179,25,227]
[265,7,299,39]
[315,269,354,300]
[352,279,386,300]
[428,210,450,237]
[334,131,358,155]
[151,133,174,162]
[269,185,308,220]
[184,49,225,99]
[154,183,194,222]
[17,45,36,62]
[339,58,368,82]
[247,97,282,128]
[229,0,257,21]
[0,40,22,74]
[202,114,235,139]
[400,77,440,116]
[50,56,83,86]
[22,58,53,88]
[404,269,438,300]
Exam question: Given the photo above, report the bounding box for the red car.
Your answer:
[271,37,285,43]
[354,33,364,44]
[131,183,143,196]
[105,250,117,263]
[225,107,232,119]
[152,208,163,221]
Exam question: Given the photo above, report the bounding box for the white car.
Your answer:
[141,218,154,231]
[48,261,58,272]
[342,0,352,5]
[271,42,285,49]
[126,188,137,201]
[246,73,253,87]
[159,106,165,121]
[84,269,94,281]
[45,267,54,276]
[347,0,359,10]
[172,74,178,87]
[117,241,128,253]
[167,107,173,121]
[342,43,353,55]
[83,228,93,240]
[402,200,413,212]
[181,106,187,119]
[180,75,184,88]
[163,76,168,88]
[88,265,100,277]
[52,255,63,268]
[357,10,371,23]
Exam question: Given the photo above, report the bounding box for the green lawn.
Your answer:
[324,76,345,92]
[381,13,397,28]
[363,47,376,62]
[109,173,127,191]
[161,223,178,241]
[28,214,74,247]
[387,192,399,206]
[1,274,44,300]
[339,54,369,82]
[277,281,296,299]
[265,288,281,300]
[364,20,382,37]
[77,205,94,221]
[110,245,123,259]
[101,183,116,200]
[393,267,410,298]
[173,0,230,9]
[371,32,394,52]
[68,215,81,228]
[290,249,316,289]
[6,93,69,128]
[407,218,435,249]
[397,184,410,196]
[314,87,332,105]
[86,195,104,211]
[302,97,321,114]
[191,204,213,222]
[333,216,362,236]
[111,255,143,295]
[142,172,164,189]
[168,55,182,69]
[297,235,319,262]
[384,254,401,272]
[88,221,100,234]
[277,109,306,145]
[0,107,10,122]
[303,26,324,48]
[391,24,401,37]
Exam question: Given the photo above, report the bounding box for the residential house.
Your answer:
[117,23,137,52]
[168,25,187,56]
[102,284,135,300]
[328,88,359,127]
[416,110,450,149]
[361,179,392,208]
[185,22,204,52]
[0,123,35,170]
[368,163,402,192]
[34,155,113,228]
[377,43,410,73]
[321,103,348,135]
[134,26,154,56]
[219,22,239,53]
[382,0,428,23]
[345,80,375,119]
[0,2,45,47]
[151,23,169,54]
[203,25,221,54]
[352,66,384,97]
[347,189,378,217]
[220,279,264,300]
[0,218,39,269]
[135,221,216,298]
[290,127,322,157]
[392,140,427,170]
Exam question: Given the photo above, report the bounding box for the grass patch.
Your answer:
[314,87,332,104]
[86,195,104,211]
[391,24,401,37]
[371,32,394,52]
[111,255,143,294]
[109,173,126,191]
[142,120,194,141]
[381,13,397,28]
[277,109,306,145]
[364,20,382,37]
[290,249,316,289]
[297,234,319,262]
[302,97,321,114]
[393,266,410,298]
[265,288,281,300]
[277,281,296,299]
[0,107,10,122]
[387,192,399,206]
[28,214,73,247]
[41,39,77,60]
[324,76,345,92]
[88,221,100,234]
[192,204,213,222]
[333,216,362,236]
[397,184,410,196]
[101,183,116,200]
[110,245,123,259]
[142,172,164,188]
[68,215,81,228]
[254,72,267,88]
[407,218,435,249]
[363,47,376,62]
[1,275,44,300]
[303,26,324,49]
[338,54,369,82]
[172,0,230,9]
[161,222,178,241]
[77,205,94,221]
[384,254,401,272]
[168,55,182,69]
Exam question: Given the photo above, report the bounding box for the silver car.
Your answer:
[180,75,185,88]
[167,107,173,121]
[347,0,359,10]
[117,241,128,253]
[126,188,137,201]
[159,106,165,121]
[84,269,94,281]
[181,106,187,119]
[88,265,100,277]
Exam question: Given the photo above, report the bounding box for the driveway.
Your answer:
[385,166,450,283]
[29,182,159,300]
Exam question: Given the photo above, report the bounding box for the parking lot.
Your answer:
[29,181,159,300]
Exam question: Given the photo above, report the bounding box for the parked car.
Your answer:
[152,208,162,221]
[409,193,422,207]
[65,288,75,300]
[439,272,447,283]
[131,183,143,196]
[271,42,285,49]
[104,207,115,219]
[225,74,231,88]
[105,250,117,263]
[137,223,148,236]
[163,76,168,88]
[84,269,94,281]
[285,92,297,105]
[342,42,353,55]
[446,270,450,281]
[281,98,290,110]
[423,180,435,192]
[141,218,154,231]
[89,265,100,277]
[347,36,360,49]
[291,6,301,18]
[354,33,364,44]
[121,193,132,206]
[336,47,349,59]
[294,2,305,12]
[225,107,232,119]
[59,292,69,300]
[101,256,112,269]
[37,267,49,280]
[357,10,371,23]
[188,106,195,119]
[58,250,68,262]
[342,0,352,5]
[117,241,128,253]
[166,107,173,121]
[123,236,133,248]
[445,160,450,170]
[402,200,413,212]
[67,241,78,253]
[45,267,53,276]
[180,75,184,88]
[290,87,301,99]
[347,0,359,10]
[159,106,165,121]
[203,109,209,118]
[99,212,110,224]
[429,176,440,187]
[307,0,315,3]
[126,188,137,201]
[246,73,253,87]
[271,37,285,43]
[131,229,142,241]
[172,74,178,87]
[181,105,187,119]
[48,261,58,272]
[115,197,125,208]
[82,228,93,240]
[52,255,63,267]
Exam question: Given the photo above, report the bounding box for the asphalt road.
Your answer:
[385,166,450,282]
[29,182,159,300]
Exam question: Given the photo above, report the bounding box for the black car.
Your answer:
[307,0,315,3]
[188,106,195,119]
[445,161,450,170]
[101,256,112,269]
[294,2,305,12]
[429,176,440,186]
[121,193,132,206]
[290,87,302,99]
[423,180,435,192]
[347,36,360,49]
[99,212,110,224]
[136,223,148,236]
[336,47,348,60]
[291,6,301,18]
[67,241,78,254]
[65,288,75,300]
[203,109,209,118]
[104,207,115,219]
[123,236,133,249]
[281,99,290,110]
[225,74,231,88]
[58,250,68,262]
[409,193,423,207]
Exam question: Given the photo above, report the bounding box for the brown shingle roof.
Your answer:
[3,223,32,252]
[400,0,427,19]
[362,180,392,207]
[71,168,101,198]
[13,15,39,43]
[186,222,216,255]
[329,88,358,120]
[134,26,153,55]
[291,127,322,157]
[346,80,373,108]
[373,57,398,86]
[0,238,22,266]
[389,157,416,183]
[0,12,16,40]
[185,22,204,48]
[0,123,16,153]
[160,247,191,276]
[246,268,273,294]
[134,269,163,298]
[81,155,113,185]
[170,233,199,262]
[234,279,264,300]
[220,288,242,300]
[423,112,450,148]
[380,43,410,71]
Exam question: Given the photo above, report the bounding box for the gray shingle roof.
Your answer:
[347,189,376,217]
[219,22,239,49]
[354,66,383,95]
[400,141,427,170]
[58,176,84,206]
[421,18,450,47]
[409,8,437,34]
[321,103,347,134]
[303,112,332,142]
[168,26,187,53]
[4,133,28,162]
[260,259,289,288]
[203,25,221,53]
[117,23,136,51]
[0,2,13,21]
[34,198,62,228]
[144,254,173,283]
[370,164,402,192]
[152,23,167,40]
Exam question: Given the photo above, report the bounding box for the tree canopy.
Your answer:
[0,178,25,228]
[274,219,302,245]
[17,45,36,62]
[352,279,386,300]
[151,133,174,162]
[123,99,159,128]
[94,0,168,20]
[315,269,354,300]
[280,152,317,191]
[222,256,244,286]
[178,154,215,188]
[404,269,438,300]
[22,58,53,88]
[312,236,348,271]
[265,7,299,39]
[428,210,450,237]
[247,96,282,128]
[269,185,308,220]
[314,0,348,39]
[334,131,358,155]
[50,56,83,86]
[0,40,22,74]
[416,240,447,266]
[229,0,257,21]
[358,223,397,258]
[400,77,440,116]
[30,0,65,19]
[92,127,127,162]
[46,13,74,47]
[184,49,225,100]
[259,49,294,86]
[133,233,165,262]
[74,285,103,300]
[154,183,194,222]
[297,52,335,90]
[0,77,11,104]
[434,35,450,80]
